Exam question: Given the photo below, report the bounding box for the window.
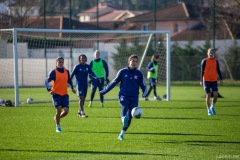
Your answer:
[174,23,178,33]
[142,23,149,31]
[85,16,90,21]
[80,15,90,22]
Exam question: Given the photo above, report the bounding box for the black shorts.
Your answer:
[203,81,218,93]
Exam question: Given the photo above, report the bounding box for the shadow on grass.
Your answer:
[0,148,178,157]
[67,130,221,137]
[127,132,221,137]
[141,107,203,110]
[170,100,203,102]
[219,104,240,108]
[156,140,240,146]
[142,117,220,120]
[218,114,240,117]
[72,116,220,121]
[220,100,240,103]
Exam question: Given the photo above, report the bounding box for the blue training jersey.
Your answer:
[70,63,97,86]
[100,67,148,97]
[146,61,154,70]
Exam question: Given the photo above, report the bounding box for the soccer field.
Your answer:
[0,86,240,160]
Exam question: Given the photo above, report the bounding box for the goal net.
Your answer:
[0,28,170,106]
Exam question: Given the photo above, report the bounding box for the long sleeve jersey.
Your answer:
[146,61,158,79]
[100,67,148,97]
[44,67,74,92]
[200,58,223,82]
[146,61,157,71]
[70,63,97,86]
[89,58,109,78]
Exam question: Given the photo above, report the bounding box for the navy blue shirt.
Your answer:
[100,67,148,97]
[70,63,97,86]
[146,61,157,71]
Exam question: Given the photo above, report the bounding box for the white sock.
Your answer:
[120,130,126,135]
[207,106,211,111]
[121,117,124,123]
[81,110,85,114]
[56,124,60,128]
[211,102,216,108]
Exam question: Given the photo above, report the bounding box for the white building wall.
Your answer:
[0,39,239,87]
[172,39,239,55]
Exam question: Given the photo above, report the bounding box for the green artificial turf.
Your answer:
[0,86,240,160]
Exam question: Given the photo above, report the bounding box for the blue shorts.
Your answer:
[77,84,88,97]
[119,95,138,118]
[52,94,69,108]
[203,81,218,93]
[91,78,104,91]
[148,78,157,87]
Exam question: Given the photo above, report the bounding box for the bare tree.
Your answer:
[1,0,40,28]
[200,0,240,40]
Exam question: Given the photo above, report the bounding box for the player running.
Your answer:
[100,54,148,140]
[71,54,98,118]
[45,56,76,132]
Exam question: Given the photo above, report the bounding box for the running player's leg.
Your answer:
[204,81,212,115]
[89,79,98,107]
[99,78,105,107]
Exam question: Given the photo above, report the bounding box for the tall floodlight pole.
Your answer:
[212,0,216,48]
[69,0,72,29]
[96,0,99,50]
[44,0,46,29]
[43,0,47,77]
[153,0,157,53]
[69,0,73,70]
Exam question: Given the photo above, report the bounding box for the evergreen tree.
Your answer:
[171,40,204,81]
[224,40,240,80]
[112,36,146,71]
[112,38,129,71]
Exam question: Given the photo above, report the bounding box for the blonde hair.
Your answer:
[207,48,215,54]
[95,50,100,54]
